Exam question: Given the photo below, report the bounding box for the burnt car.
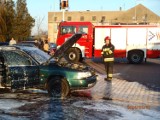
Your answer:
[0,42,9,46]
[0,34,97,98]
[16,42,37,47]
[16,41,39,48]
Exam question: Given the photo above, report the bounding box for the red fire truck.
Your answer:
[56,21,160,64]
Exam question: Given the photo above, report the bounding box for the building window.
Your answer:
[101,16,106,23]
[67,16,72,21]
[80,16,84,21]
[92,16,96,21]
[102,16,106,21]
[54,17,57,21]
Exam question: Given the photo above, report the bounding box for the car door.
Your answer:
[3,50,40,89]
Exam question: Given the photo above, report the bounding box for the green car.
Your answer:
[0,34,97,98]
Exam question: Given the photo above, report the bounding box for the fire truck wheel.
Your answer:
[66,48,80,62]
[128,51,144,64]
[47,76,70,99]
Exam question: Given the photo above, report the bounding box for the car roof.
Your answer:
[16,43,37,47]
[21,41,36,43]
[0,45,18,51]
[0,42,9,46]
[0,45,36,51]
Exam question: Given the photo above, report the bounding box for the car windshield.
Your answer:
[21,47,54,64]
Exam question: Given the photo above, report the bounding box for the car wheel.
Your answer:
[65,48,80,63]
[47,77,70,99]
[128,51,144,64]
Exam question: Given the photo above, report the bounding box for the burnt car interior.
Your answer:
[0,54,7,88]
[0,48,40,90]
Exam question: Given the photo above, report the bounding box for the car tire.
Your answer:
[65,48,80,63]
[47,76,70,99]
[128,51,144,64]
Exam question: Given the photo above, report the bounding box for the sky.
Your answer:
[13,0,160,35]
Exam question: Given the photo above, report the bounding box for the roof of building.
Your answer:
[115,4,160,23]
[48,4,160,24]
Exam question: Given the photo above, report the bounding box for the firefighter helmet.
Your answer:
[105,36,111,40]
[104,36,111,42]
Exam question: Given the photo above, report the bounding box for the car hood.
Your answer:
[46,33,82,63]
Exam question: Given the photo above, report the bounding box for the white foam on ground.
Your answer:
[0,99,27,110]
[73,100,160,120]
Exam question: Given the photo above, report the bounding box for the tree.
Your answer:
[13,0,35,41]
[35,16,45,39]
[0,2,7,42]
[0,0,35,42]
[5,0,15,41]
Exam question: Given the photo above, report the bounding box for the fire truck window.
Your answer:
[78,26,88,34]
[61,26,76,34]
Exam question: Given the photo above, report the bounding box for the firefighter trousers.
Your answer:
[104,62,113,80]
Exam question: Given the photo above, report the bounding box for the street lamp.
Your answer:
[60,0,69,21]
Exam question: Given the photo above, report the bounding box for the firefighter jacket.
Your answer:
[101,44,115,62]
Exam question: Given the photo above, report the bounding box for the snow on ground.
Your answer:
[0,99,28,110]
[73,100,160,120]
[0,73,159,119]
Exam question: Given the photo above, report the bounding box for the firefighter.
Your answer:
[101,36,115,81]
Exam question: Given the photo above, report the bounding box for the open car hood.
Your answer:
[46,33,82,63]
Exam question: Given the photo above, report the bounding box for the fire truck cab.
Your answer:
[56,21,160,64]
[56,21,94,62]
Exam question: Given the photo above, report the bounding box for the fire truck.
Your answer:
[56,21,160,64]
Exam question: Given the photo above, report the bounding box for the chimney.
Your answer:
[119,7,122,11]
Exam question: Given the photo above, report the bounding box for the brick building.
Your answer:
[48,4,160,43]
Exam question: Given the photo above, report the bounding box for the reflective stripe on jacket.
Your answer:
[104,58,114,62]
[101,44,115,62]
[108,73,113,78]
